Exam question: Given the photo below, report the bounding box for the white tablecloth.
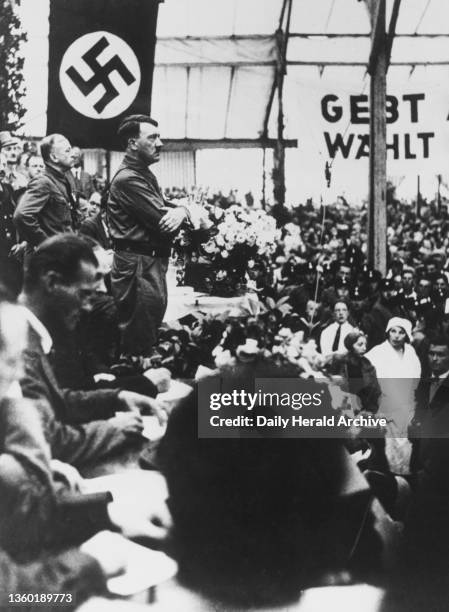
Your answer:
[164,289,259,322]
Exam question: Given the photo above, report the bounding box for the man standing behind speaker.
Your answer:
[14,134,76,250]
[67,147,95,225]
[107,115,189,356]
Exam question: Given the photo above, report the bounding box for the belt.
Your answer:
[112,239,171,258]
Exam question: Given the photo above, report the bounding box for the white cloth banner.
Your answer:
[286,66,449,204]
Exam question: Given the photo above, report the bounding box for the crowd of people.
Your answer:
[1,115,449,610]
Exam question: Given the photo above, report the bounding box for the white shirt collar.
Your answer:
[332,320,350,328]
[21,306,53,355]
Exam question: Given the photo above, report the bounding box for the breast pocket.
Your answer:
[51,196,72,223]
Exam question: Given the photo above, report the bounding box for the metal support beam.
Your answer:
[367,0,387,274]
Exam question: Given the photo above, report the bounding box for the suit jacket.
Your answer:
[20,325,130,467]
[412,374,449,493]
[22,325,122,425]
[67,168,95,201]
[0,396,56,555]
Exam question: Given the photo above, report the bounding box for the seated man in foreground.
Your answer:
[0,297,171,608]
[18,234,166,467]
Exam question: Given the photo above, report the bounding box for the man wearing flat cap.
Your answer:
[0,131,27,193]
[107,115,189,356]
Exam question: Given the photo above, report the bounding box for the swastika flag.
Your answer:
[47,0,160,149]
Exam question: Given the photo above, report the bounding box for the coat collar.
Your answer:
[21,306,53,355]
[122,151,153,174]
[45,162,69,183]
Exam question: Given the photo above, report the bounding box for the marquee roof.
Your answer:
[152,0,449,143]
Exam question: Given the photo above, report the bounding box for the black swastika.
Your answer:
[66,36,136,114]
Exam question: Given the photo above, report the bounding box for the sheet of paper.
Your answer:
[82,470,168,501]
[83,530,177,596]
[108,538,177,596]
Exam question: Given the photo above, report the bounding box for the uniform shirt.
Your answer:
[14,164,75,247]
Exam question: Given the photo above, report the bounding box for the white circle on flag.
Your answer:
[59,31,141,119]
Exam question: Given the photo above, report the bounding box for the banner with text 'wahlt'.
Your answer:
[47,0,160,149]
[287,66,449,204]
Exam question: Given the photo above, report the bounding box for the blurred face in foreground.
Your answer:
[0,304,27,397]
[0,154,6,182]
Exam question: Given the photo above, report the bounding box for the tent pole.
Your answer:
[367,0,387,274]
[416,175,421,218]
[272,0,292,206]
[262,146,267,209]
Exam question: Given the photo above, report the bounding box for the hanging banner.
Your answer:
[287,66,449,203]
[47,0,160,149]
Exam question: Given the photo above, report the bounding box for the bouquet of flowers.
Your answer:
[175,202,281,296]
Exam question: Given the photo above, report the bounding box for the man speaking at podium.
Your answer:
[107,115,189,356]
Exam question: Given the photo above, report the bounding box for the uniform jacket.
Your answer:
[14,164,75,247]
[107,152,172,250]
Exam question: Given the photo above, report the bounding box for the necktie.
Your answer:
[332,324,342,352]
[429,376,440,403]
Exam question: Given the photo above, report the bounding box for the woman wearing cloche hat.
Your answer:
[365,317,421,474]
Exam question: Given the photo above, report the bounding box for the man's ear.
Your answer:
[41,270,61,294]
[128,138,137,151]
[48,149,58,165]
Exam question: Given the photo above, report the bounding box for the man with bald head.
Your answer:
[14,134,76,250]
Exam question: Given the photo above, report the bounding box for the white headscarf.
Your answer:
[385,317,412,342]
